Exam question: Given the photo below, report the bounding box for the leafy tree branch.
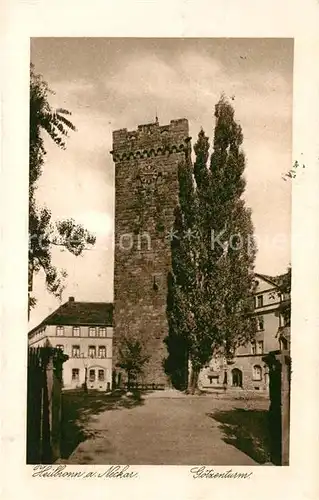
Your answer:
[29,64,96,312]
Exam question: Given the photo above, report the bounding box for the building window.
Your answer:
[73,326,80,337]
[56,344,64,351]
[257,316,264,331]
[89,327,96,337]
[72,345,80,358]
[72,368,79,381]
[253,365,262,381]
[98,369,105,382]
[279,313,283,328]
[88,345,96,358]
[56,326,64,336]
[98,346,106,358]
[89,369,95,382]
[256,295,263,308]
[98,327,106,337]
[251,342,256,355]
[257,341,264,354]
[208,375,219,385]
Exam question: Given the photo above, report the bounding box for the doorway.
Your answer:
[232,368,243,388]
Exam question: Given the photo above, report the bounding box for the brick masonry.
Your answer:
[112,118,190,384]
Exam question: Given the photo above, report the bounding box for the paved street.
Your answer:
[59,390,270,465]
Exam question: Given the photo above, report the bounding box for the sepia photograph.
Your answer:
[27,37,292,467]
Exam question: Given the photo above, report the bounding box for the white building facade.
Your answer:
[28,298,113,391]
[198,272,290,393]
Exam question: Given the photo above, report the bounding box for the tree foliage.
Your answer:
[29,64,96,311]
[276,266,291,326]
[116,336,150,389]
[166,96,257,392]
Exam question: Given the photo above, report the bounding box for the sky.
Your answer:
[29,37,293,328]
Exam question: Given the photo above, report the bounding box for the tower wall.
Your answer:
[112,118,190,384]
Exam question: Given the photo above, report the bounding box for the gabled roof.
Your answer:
[255,272,289,288]
[255,273,278,287]
[29,299,113,336]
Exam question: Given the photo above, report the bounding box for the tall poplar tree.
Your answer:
[165,96,257,392]
[165,147,202,390]
[206,97,257,358]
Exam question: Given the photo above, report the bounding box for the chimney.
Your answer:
[69,296,75,302]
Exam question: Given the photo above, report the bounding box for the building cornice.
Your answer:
[110,140,191,163]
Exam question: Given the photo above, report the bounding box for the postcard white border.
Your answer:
[1,1,319,499]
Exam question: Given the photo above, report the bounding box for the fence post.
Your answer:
[51,365,62,462]
[263,349,291,465]
[281,351,291,466]
[27,346,68,464]
[51,349,69,462]
[27,348,43,463]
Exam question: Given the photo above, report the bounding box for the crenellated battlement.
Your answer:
[111,118,190,162]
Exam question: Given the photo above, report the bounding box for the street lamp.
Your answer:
[220,340,227,391]
[80,353,88,393]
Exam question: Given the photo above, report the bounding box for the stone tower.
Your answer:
[112,118,190,385]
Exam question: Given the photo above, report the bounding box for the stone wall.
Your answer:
[112,119,190,384]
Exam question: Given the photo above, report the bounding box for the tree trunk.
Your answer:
[84,367,88,393]
[191,369,200,394]
[187,358,192,392]
[188,361,200,395]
